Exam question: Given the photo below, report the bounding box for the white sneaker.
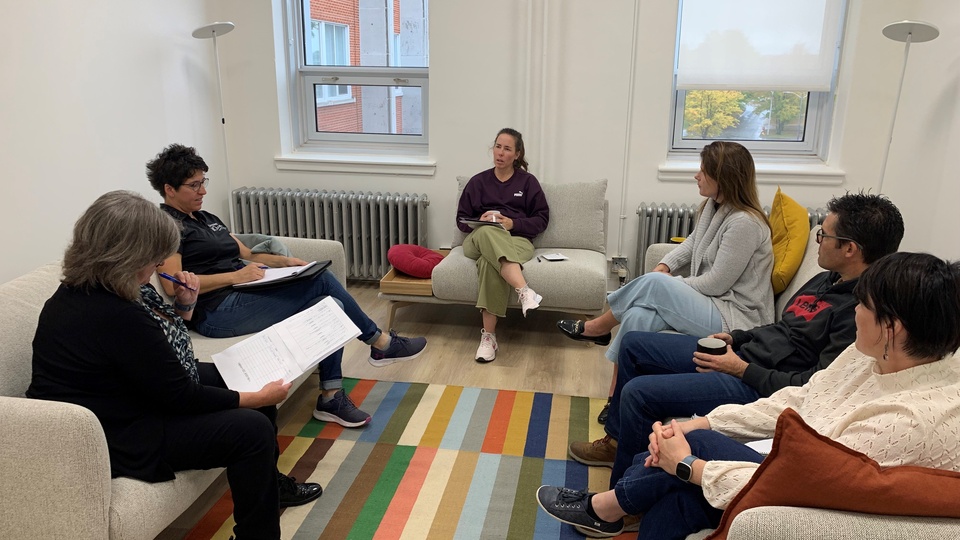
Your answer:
[517,286,542,317]
[476,329,498,363]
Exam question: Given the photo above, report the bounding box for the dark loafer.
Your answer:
[557,320,612,346]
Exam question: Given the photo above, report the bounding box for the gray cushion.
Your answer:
[451,176,608,253]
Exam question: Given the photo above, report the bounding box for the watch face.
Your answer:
[677,461,692,482]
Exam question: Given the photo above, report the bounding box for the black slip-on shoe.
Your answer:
[557,320,612,346]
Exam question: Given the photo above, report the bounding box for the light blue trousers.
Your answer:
[605,272,723,362]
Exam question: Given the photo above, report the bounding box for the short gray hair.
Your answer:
[62,190,181,302]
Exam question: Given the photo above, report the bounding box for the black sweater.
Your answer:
[27,284,238,482]
[731,271,858,397]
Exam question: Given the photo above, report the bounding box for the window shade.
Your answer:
[676,0,843,91]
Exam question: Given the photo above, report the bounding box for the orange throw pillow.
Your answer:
[707,408,960,540]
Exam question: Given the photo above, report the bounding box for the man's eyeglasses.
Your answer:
[182,178,210,192]
[816,229,861,249]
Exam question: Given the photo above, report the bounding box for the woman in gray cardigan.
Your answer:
[558,141,774,365]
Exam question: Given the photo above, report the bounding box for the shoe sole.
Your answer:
[574,520,639,538]
[568,447,614,468]
[535,486,623,536]
[521,294,542,317]
[475,353,496,363]
[368,344,427,368]
[312,410,371,428]
[278,487,324,508]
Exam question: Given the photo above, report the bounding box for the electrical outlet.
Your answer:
[612,256,628,266]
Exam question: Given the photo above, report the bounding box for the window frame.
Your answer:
[670,89,830,156]
[286,0,429,150]
[668,1,847,160]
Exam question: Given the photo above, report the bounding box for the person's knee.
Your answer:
[232,409,276,453]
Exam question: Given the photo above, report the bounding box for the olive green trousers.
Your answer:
[462,226,534,317]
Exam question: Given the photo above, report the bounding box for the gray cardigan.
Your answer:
[660,200,775,332]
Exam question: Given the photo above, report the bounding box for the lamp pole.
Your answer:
[877,20,938,194]
[192,22,237,228]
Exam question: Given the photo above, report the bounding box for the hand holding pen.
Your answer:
[158,271,200,313]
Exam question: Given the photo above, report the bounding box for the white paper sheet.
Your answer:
[233,261,318,288]
[212,296,360,392]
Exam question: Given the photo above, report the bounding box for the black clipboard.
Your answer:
[231,260,332,291]
[459,218,506,230]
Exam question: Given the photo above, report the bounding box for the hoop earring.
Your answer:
[883,339,889,361]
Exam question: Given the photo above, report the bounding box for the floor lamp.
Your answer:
[877,20,939,194]
[192,21,237,228]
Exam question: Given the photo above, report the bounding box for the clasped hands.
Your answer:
[644,419,695,476]
[480,210,513,231]
[692,333,748,378]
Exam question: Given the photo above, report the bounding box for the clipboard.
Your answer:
[459,218,506,230]
[232,260,332,290]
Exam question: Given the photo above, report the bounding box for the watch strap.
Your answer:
[677,455,698,482]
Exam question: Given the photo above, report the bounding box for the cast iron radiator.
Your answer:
[231,187,429,280]
[635,202,828,276]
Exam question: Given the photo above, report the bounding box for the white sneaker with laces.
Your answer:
[517,285,542,317]
[475,329,498,363]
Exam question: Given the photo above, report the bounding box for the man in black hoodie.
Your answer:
[569,192,904,489]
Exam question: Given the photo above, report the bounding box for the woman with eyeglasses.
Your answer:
[147,144,426,428]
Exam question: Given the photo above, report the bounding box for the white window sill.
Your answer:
[658,155,844,185]
[275,153,436,176]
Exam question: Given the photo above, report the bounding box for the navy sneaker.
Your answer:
[536,486,624,536]
[369,330,427,367]
[313,389,371,428]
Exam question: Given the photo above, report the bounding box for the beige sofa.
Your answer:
[0,237,346,540]
[647,229,960,540]
[379,179,609,325]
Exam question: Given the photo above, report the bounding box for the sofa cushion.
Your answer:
[768,188,809,295]
[451,176,607,253]
[387,244,444,279]
[0,263,63,397]
[774,226,823,317]
[431,246,607,312]
[706,408,960,540]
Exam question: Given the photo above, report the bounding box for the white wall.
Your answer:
[0,1,227,283]
[2,0,958,285]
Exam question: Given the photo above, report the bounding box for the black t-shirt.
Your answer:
[160,205,238,320]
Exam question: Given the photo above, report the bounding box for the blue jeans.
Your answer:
[607,332,761,486]
[605,272,723,362]
[195,271,381,391]
[615,429,765,540]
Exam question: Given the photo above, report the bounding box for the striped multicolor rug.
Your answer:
[186,378,624,539]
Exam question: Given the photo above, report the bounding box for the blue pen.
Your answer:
[240,259,270,269]
[158,272,198,292]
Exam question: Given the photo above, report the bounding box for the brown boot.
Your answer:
[568,434,617,467]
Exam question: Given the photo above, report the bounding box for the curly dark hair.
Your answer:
[855,252,960,360]
[827,191,904,263]
[146,143,209,196]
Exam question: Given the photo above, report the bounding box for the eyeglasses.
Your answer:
[182,178,210,192]
[816,229,861,249]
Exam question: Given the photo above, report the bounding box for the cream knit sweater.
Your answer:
[702,343,960,509]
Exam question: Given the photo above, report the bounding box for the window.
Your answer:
[288,0,429,148]
[671,0,845,157]
[310,21,351,103]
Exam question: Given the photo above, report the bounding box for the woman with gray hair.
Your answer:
[27,190,319,540]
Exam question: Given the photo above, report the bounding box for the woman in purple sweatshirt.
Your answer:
[456,128,550,363]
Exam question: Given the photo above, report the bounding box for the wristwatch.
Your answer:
[676,455,699,483]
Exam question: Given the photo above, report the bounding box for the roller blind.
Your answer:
[676,0,843,91]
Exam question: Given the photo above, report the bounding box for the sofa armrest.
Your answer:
[0,396,111,539]
[278,237,347,287]
[727,506,960,540]
[643,243,691,277]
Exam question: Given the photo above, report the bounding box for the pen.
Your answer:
[537,256,543,262]
[240,259,270,269]
[158,272,198,292]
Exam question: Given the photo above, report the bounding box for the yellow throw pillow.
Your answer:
[769,188,809,294]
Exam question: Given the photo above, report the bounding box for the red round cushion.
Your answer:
[388,244,444,279]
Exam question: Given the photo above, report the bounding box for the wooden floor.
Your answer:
[341,281,613,398]
[159,280,613,539]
